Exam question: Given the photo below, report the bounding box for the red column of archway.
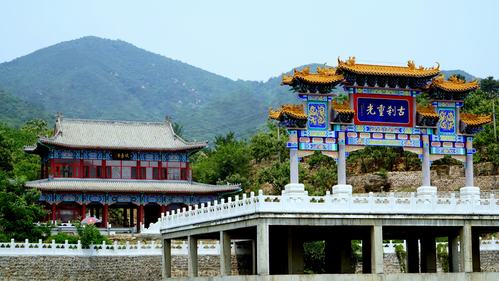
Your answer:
[51,203,57,223]
[137,204,144,232]
[81,204,87,220]
[102,204,109,228]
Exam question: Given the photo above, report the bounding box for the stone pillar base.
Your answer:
[417,186,437,200]
[282,183,307,196]
[332,184,352,198]
[460,186,480,203]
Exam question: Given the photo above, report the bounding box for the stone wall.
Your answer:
[0,255,250,281]
[348,164,498,193]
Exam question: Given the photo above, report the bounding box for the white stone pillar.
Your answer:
[333,132,352,197]
[257,223,270,275]
[162,239,172,279]
[417,135,437,198]
[460,138,480,202]
[371,225,383,274]
[289,149,299,184]
[220,231,231,276]
[283,149,306,196]
[188,236,198,277]
[465,152,474,187]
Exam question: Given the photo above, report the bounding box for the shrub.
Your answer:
[77,224,110,247]
[45,232,79,244]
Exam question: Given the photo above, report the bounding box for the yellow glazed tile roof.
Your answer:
[282,66,344,85]
[460,113,492,126]
[337,57,440,78]
[431,75,479,92]
[332,101,354,114]
[269,104,307,120]
[417,105,438,118]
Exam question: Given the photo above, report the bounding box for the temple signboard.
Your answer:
[354,94,413,127]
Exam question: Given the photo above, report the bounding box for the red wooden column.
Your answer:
[103,204,109,228]
[50,159,55,177]
[137,204,144,232]
[81,204,87,220]
[51,203,57,223]
[160,205,166,216]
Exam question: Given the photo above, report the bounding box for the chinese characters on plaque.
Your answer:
[354,94,413,127]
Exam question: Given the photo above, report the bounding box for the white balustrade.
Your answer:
[158,190,498,232]
[0,239,252,256]
[0,238,496,256]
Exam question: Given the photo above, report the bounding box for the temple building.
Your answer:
[25,114,240,232]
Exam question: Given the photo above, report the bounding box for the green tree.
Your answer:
[249,122,287,163]
[192,132,251,187]
[0,174,50,241]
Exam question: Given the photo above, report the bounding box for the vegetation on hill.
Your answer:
[0,36,296,140]
[0,36,477,142]
[0,90,51,128]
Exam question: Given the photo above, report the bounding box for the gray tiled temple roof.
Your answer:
[25,178,241,194]
[35,116,207,151]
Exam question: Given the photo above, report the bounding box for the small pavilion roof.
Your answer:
[332,101,354,114]
[416,105,439,118]
[269,104,307,120]
[25,178,241,194]
[282,66,344,86]
[430,75,480,93]
[337,57,440,78]
[31,115,207,151]
[460,113,492,127]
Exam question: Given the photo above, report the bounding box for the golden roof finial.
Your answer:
[407,60,416,70]
[346,56,356,66]
[448,75,465,84]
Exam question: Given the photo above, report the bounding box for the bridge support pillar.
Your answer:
[257,223,270,275]
[460,224,473,272]
[371,225,383,274]
[406,238,420,273]
[417,135,436,199]
[420,236,437,273]
[449,234,460,272]
[220,231,232,276]
[188,236,198,277]
[162,239,172,279]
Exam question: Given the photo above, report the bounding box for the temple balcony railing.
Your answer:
[158,190,499,232]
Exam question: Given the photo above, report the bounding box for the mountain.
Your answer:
[0,36,479,140]
[0,36,296,140]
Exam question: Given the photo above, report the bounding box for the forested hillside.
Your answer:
[0,36,475,141]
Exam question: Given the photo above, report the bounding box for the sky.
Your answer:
[1,0,498,81]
